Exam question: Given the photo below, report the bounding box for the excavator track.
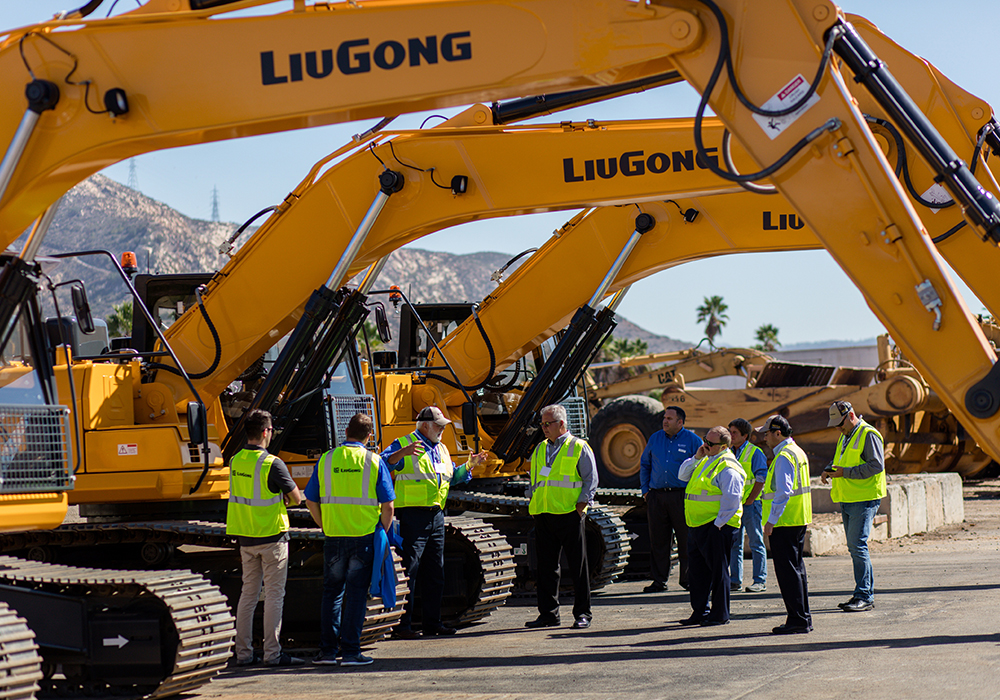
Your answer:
[444,517,515,626]
[0,521,407,651]
[0,601,42,700]
[0,556,233,699]
[447,491,630,591]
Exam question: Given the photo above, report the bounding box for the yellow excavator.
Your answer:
[4,0,1000,694]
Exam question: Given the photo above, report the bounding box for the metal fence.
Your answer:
[0,405,73,493]
[561,397,589,440]
[327,395,378,450]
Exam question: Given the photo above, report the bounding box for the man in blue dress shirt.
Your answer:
[639,406,703,592]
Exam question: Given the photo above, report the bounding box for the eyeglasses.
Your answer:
[540,420,562,428]
[264,427,274,433]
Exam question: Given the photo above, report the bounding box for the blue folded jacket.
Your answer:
[370,521,401,609]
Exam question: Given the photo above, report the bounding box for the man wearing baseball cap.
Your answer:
[381,406,487,638]
[821,401,886,613]
[757,415,812,634]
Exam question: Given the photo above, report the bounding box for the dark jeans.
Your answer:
[398,507,446,630]
[321,533,374,657]
[687,522,737,623]
[769,525,811,629]
[534,510,591,621]
[646,489,688,588]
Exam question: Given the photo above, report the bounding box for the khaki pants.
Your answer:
[235,540,289,663]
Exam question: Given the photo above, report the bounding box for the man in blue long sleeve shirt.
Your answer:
[304,413,395,666]
[381,406,486,638]
[639,406,702,593]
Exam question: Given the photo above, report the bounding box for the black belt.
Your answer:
[396,505,442,512]
[651,487,685,492]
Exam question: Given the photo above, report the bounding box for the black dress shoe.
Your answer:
[842,599,874,613]
[571,616,591,629]
[643,582,666,593]
[772,624,811,635]
[525,616,560,628]
[424,624,457,636]
[837,597,858,610]
[699,619,729,627]
[677,616,705,626]
[394,627,422,640]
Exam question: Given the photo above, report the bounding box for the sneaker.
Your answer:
[265,652,305,667]
[312,653,339,666]
[643,581,666,593]
[841,599,874,613]
[340,654,374,667]
[745,582,767,593]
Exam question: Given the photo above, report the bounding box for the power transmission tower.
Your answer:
[127,159,139,190]
[210,186,220,222]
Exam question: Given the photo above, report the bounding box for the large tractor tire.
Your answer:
[590,395,664,488]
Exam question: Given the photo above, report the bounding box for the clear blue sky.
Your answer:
[3,1,994,346]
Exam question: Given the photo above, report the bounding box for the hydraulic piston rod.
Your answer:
[0,81,60,208]
[325,170,403,290]
[586,213,655,309]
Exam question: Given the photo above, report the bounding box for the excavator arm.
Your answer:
[0,0,699,243]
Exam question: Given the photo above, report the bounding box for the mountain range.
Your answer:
[19,174,692,353]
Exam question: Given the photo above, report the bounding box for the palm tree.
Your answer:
[696,295,729,346]
[753,323,781,352]
[105,300,132,338]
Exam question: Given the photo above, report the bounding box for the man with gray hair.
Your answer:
[525,404,599,630]
[677,425,744,627]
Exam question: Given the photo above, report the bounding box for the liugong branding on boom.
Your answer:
[260,32,473,84]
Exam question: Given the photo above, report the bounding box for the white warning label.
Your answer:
[117,444,138,456]
[920,183,952,212]
[752,74,821,140]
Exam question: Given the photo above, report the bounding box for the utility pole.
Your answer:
[127,159,139,191]
[211,186,220,222]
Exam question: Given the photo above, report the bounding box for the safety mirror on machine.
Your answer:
[461,402,477,435]
[72,284,96,334]
[375,305,392,343]
[187,402,207,445]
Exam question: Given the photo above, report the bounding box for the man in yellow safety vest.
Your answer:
[758,414,813,634]
[677,425,744,627]
[304,413,395,667]
[821,400,886,613]
[226,408,304,667]
[381,406,486,638]
[525,403,599,631]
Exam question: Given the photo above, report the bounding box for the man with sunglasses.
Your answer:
[757,415,812,634]
[676,426,744,627]
[821,401,885,613]
[525,404,599,630]
[226,409,304,667]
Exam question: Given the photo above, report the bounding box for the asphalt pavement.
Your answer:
[202,478,1000,700]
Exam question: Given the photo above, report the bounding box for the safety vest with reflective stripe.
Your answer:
[831,420,886,503]
[318,445,381,537]
[529,435,587,515]
[762,439,813,527]
[226,448,289,538]
[393,432,453,508]
[736,441,765,500]
[684,450,743,528]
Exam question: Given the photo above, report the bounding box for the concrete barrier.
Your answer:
[802,472,964,555]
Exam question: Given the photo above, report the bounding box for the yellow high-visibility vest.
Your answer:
[684,450,743,528]
[832,421,886,503]
[529,436,587,516]
[318,445,381,537]
[762,440,813,527]
[393,432,453,508]
[226,448,289,538]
